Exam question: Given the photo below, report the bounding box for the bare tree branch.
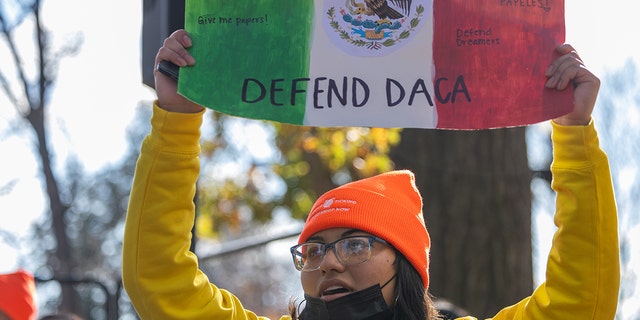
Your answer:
[0,71,21,108]
[0,0,80,312]
[0,1,33,116]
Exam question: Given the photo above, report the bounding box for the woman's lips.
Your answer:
[321,286,351,301]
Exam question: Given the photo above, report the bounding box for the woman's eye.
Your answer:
[307,246,324,257]
[345,240,366,253]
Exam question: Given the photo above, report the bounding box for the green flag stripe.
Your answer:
[181,0,314,124]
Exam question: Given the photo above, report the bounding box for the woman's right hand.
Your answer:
[154,29,204,113]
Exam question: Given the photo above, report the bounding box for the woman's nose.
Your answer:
[318,247,346,273]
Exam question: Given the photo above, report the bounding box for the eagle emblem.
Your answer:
[323,0,428,56]
[350,0,412,21]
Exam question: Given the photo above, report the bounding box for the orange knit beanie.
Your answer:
[0,269,37,320]
[299,170,431,289]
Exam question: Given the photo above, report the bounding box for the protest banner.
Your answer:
[178,0,571,129]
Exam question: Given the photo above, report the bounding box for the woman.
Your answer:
[122,29,619,319]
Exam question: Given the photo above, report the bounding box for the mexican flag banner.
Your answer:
[179,0,571,129]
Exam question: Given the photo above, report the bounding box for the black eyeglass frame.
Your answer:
[290,235,389,271]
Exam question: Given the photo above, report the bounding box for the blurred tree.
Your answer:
[19,103,151,319]
[29,104,150,319]
[273,123,402,218]
[195,113,402,238]
[140,0,184,88]
[391,128,534,318]
[0,0,83,313]
[0,1,154,315]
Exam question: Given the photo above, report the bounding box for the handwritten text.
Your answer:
[240,76,471,109]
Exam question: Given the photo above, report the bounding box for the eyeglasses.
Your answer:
[290,235,388,271]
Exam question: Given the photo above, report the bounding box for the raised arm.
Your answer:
[489,44,620,319]
[122,30,273,319]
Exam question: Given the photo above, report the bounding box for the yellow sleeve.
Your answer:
[122,103,279,320]
[488,120,620,320]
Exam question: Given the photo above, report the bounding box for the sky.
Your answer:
[1,0,639,317]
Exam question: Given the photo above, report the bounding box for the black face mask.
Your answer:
[299,283,393,320]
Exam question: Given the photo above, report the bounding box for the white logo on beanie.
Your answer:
[313,197,358,217]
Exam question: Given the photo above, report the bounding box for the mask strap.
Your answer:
[381,272,398,308]
[381,272,397,289]
[296,298,306,318]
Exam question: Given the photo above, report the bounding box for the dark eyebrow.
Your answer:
[306,229,364,242]
[342,229,363,237]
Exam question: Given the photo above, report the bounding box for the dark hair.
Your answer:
[289,253,441,320]
[392,253,440,320]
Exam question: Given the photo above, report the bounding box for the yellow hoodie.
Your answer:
[123,103,619,319]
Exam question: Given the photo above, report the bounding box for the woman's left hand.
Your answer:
[546,44,600,126]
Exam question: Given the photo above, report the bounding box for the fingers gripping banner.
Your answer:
[179,0,571,129]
